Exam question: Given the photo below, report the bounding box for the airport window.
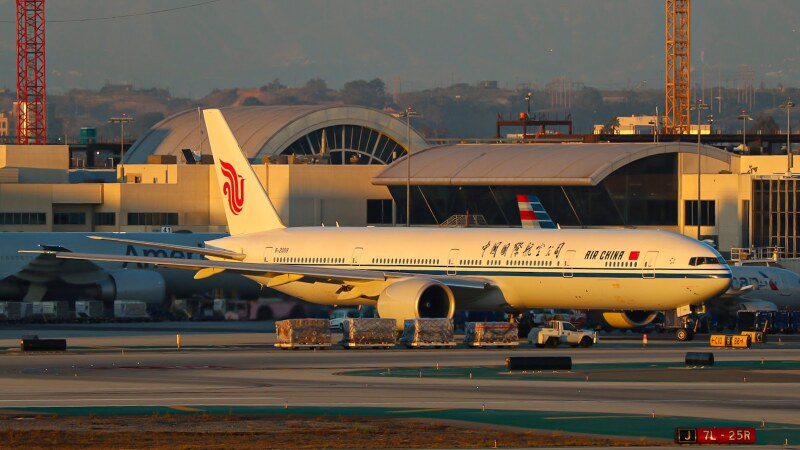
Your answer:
[54,212,86,225]
[684,200,716,226]
[94,212,116,226]
[0,212,46,225]
[127,212,179,226]
[367,199,393,225]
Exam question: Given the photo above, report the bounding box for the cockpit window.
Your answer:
[689,256,721,266]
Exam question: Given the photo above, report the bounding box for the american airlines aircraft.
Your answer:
[34,109,732,328]
[4,232,260,304]
[726,264,800,311]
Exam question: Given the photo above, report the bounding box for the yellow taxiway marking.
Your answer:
[390,408,451,414]
[169,405,203,412]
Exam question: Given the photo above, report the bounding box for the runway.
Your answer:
[1,322,800,444]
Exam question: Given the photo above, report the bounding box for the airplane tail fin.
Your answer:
[516,194,557,229]
[203,109,286,234]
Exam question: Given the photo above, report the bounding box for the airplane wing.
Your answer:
[86,235,246,260]
[23,251,494,291]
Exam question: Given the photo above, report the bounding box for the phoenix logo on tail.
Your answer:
[516,194,556,229]
[220,160,245,215]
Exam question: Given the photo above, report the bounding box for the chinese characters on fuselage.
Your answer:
[481,241,565,259]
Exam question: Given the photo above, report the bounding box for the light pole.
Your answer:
[781,98,794,174]
[654,107,659,143]
[691,99,710,239]
[738,111,752,153]
[108,114,134,166]
[392,107,421,226]
[524,92,532,116]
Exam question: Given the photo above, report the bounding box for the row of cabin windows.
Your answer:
[604,261,639,268]
[270,256,717,268]
[275,257,346,264]
[459,259,555,267]
[372,258,440,265]
[482,260,556,267]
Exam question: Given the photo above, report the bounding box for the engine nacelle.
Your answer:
[95,270,167,304]
[735,299,778,312]
[592,310,659,330]
[377,278,455,329]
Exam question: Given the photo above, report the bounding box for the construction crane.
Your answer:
[16,0,47,144]
[665,0,690,134]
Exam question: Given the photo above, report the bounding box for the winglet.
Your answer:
[203,109,286,234]
[516,194,556,229]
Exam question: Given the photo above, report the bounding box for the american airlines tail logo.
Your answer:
[220,160,245,215]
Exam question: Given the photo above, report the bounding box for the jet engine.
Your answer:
[94,270,167,304]
[591,310,659,329]
[377,278,455,329]
[734,299,778,312]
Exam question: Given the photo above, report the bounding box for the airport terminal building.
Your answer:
[1,105,798,259]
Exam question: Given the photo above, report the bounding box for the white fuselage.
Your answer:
[209,227,731,312]
[732,265,800,309]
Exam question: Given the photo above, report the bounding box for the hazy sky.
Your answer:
[1,0,798,98]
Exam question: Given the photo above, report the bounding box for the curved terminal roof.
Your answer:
[125,105,428,164]
[372,142,732,186]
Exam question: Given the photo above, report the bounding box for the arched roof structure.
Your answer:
[125,105,428,165]
[373,142,732,186]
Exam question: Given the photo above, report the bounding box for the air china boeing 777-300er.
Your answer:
[33,109,733,328]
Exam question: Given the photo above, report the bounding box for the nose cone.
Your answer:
[702,263,733,302]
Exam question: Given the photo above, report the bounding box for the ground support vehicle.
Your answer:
[528,320,597,348]
[0,302,28,321]
[329,308,362,331]
[75,301,105,321]
[113,300,150,321]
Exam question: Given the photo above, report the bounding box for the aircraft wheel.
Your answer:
[675,328,693,341]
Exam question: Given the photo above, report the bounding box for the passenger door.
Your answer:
[351,247,363,267]
[562,250,575,278]
[642,251,658,279]
[447,249,459,275]
[263,246,273,263]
